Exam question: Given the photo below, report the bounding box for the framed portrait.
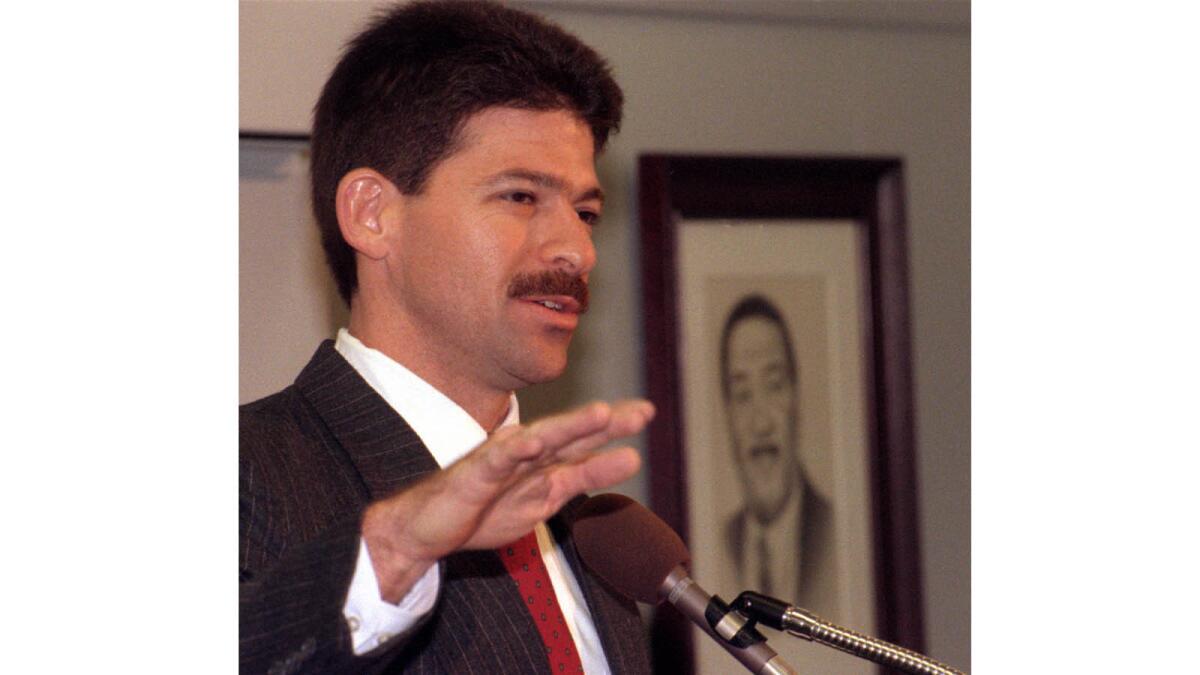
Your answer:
[638,155,923,674]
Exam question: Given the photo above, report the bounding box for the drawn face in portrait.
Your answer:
[723,312,799,524]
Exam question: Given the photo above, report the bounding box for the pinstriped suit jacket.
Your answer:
[240,341,652,675]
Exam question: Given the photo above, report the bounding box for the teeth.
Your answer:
[538,300,564,311]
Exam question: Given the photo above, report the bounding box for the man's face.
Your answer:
[386,107,601,391]
[724,316,799,523]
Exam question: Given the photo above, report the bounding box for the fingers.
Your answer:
[471,402,606,478]
[596,399,656,438]
[523,399,653,450]
[459,447,642,550]
[552,400,655,461]
[474,426,543,482]
[503,446,642,509]
[521,400,615,450]
[473,399,654,481]
[521,399,653,463]
[363,399,653,590]
[442,399,653,547]
[558,446,642,494]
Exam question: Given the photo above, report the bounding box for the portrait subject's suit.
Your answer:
[240,341,651,675]
[723,475,837,615]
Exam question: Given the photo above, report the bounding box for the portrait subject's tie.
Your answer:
[499,531,585,673]
[758,532,773,596]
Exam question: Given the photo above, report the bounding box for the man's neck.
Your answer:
[347,311,512,432]
[753,470,804,527]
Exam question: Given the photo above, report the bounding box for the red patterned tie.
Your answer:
[498,530,585,673]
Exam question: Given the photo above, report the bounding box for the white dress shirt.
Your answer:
[335,329,610,673]
[738,486,803,605]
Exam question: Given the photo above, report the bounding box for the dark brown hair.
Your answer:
[310,0,624,305]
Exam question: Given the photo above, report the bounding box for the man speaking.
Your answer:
[239,2,653,673]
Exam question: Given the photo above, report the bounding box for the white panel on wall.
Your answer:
[239,139,347,403]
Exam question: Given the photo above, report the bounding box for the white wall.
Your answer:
[240,0,970,668]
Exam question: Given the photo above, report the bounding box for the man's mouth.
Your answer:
[526,296,581,314]
[749,443,780,461]
[508,270,589,314]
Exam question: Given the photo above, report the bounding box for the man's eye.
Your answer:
[577,210,600,226]
[505,191,536,205]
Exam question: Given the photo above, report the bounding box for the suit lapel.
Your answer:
[294,340,440,501]
[291,342,647,673]
[293,342,550,672]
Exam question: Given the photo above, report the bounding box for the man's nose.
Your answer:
[750,403,776,435]
[538,203,596,277]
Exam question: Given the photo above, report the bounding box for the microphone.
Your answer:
[734,591,965,675]
[573,494,795,675]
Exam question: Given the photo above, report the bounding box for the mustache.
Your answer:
[507,270,589,314]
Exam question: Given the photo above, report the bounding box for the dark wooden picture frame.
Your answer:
[638,155,924,674]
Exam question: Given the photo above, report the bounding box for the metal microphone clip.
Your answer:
[733,591,966,675]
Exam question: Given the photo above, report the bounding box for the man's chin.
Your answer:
[503,349,570,388]
[749,491,791,524]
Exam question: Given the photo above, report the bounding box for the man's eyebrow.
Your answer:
[482,169,605,204]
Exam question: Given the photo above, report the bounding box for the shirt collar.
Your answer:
[334,328,520,469]
[743,482,803,599]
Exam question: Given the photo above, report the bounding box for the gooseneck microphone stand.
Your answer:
[733,591,966,675]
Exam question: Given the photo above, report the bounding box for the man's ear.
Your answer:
[334,168,399,260]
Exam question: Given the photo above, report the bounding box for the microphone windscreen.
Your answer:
[572,493,690,604]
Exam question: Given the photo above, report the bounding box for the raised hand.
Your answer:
[361,399,654,602]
